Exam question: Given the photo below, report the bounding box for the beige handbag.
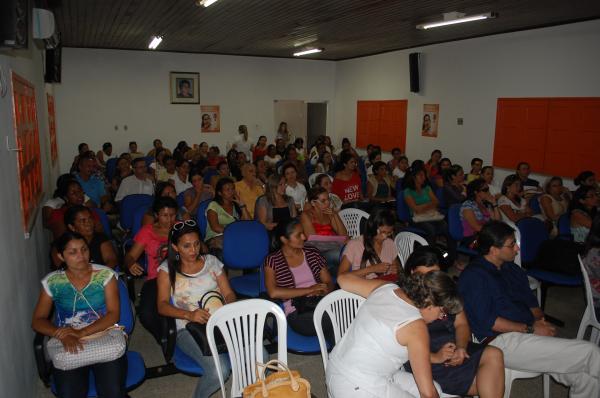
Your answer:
[243,360,311,398]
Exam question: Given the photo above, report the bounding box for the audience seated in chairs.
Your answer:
[255,173,297,233]
[124,196,178,342]
[458,220,600,398]
[301,186,348,274]
[480,166,501,198]
[403,246,504,398]
[282,144,308,185]
[460,179,501,245]
[263,144,282,172]
[115,157,155,203]
[111,155,133,195]
[574,170,599,193]
[252,135,268,161]
[498,174,533,223]
[75,153,111,210]
[210,160,235,190]
[314,173,343,211]
[425,149,443,183]
[338,208,400,280]
[315,151,335,175]
[570,186,599,244]
[183,170,214,219]
[326,268,462,397]
[142,182,190,226]
[332,151,364,208]
[156,220,234,398]
[32,231,126,398]
[443,164,467,207]
[234,163,265,219]
[51,205,118,269]
[47,179,103,240]
[466,157,483,183]
[171,158,192,195]
[583,215,600,312]
[254,157,268,185]
[205,177,250,255]
[539,176,571,238]
[282,163,307,212]
[43,174,94,230]
[516,161,543,198]
[156,155,176,182]
[366,161,394,204]
[264,218,335,338]
[391,155,409,180]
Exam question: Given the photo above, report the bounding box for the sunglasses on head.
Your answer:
[173,220,197,231]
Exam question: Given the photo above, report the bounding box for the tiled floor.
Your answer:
[37,284,588,398]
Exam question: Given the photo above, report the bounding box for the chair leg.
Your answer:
[577,308,590,340]
[591,327,600,344]
[504,369,513,398]
[540,283,548,310]
[543,374,550,398]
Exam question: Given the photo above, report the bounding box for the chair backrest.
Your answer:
[131,204,151,236]
[558,213,571,236]
[207,299,288,398]
[116,277,135,335]
[312,290,366,371]
[435,186,446,210]
[223,221,270,269]
[176,192,185,207]
[578,254,599,324]
[517,217,549,264]
[448,204,464,241]
[338,208,370,239]
[120,194,154,230]
[105,157,118,181]
[529,194,542,215]
[196,199,212,240]
[144,156,154,168]
[203,168,218,184]
[394,231,429,268]
[503,219,522,266]
[396,189,411,223]
[92,208,112,239]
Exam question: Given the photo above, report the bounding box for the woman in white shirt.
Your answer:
[498,174,533,223]
[326,271,463,397]
[171,158,192,194]
[481,166,501,198]
[283,163,307,211]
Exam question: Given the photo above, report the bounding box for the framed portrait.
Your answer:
[201,105,220,133]
[170,72,199,104]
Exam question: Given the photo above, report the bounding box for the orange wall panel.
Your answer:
[356,100,407,152]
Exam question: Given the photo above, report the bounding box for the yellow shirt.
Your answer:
[234,180,264,218]
[466,173,480,183]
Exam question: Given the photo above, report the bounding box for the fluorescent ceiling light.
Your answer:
[293,48,322,57]
[417,12,495,30]
[198,0,219,7]
[148,36,163,50]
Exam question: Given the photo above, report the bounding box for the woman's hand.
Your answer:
[266,222,278,230]
[188,309,211,324]
[371,262,393,274]
[447,347,469,366]
[128,262,144,276]
[60,334,84,354]
[308,283,329,297]
[431,342,456,364]
[54,327,81,340]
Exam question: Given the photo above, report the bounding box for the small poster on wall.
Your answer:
[422,103,439,137]
[201,105,220,133]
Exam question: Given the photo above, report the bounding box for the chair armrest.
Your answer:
[33,332,51,387]
[159,316,177,363]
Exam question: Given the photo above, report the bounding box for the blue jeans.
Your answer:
[53,354,127,398]
[176,328,231,398]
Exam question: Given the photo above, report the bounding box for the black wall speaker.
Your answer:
[45,46,61,83]
[0,0,29,49]
[409,52,421,93]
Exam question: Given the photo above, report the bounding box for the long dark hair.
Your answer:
[360,208,395,268]
[214,177,241,215]
[273,217,302,251]
[570,186,598,219]
[403,246,442,275]
[167,222,205,292]
[54,231,88,270]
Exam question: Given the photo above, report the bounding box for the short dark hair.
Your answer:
[575,171,595,187]
[477,221,515,255]
[78,142,88,152]
[64,205,93,229]
[471,157,483,166]
[443,164,463,183]
[102,142,112,151]
[132,157,146,166]
[129,141,137,146]
[152,196,178,214]
[466,178,487,200]
[391,147,402,155]
[516,161,529,171]
[404,246,442,275]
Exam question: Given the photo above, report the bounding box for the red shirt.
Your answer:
[332,172,362,203]
[134,224,169,280]
[253,146,268,161]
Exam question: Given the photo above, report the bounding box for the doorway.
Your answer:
[273,100,328,148]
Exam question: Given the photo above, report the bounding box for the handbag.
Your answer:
[243,360,311,398]
[412,209,445,223]
[291,296,322,314]
[46,325,127,371]
[186,290,227,355]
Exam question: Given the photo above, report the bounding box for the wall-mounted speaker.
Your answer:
[45,46,61,83]
[409,52,421,93]
[0,0,29,49]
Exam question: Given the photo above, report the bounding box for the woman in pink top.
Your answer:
[338,208,400,280]
[124,196,179,342]
[332,150,363,204]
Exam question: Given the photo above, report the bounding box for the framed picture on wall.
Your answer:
[170,72,199,104]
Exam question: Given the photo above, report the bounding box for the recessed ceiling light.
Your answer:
[417,11,496,30]
[197,0,219,7]
[293,48,323,57]
[148,36,163,50]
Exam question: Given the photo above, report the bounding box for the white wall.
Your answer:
[0,42,55,397]
[333,19,600,186]
[54,49,336,172]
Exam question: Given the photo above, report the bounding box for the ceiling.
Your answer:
[48,0,600,60]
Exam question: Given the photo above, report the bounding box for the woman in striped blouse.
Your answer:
[264,218,335,336]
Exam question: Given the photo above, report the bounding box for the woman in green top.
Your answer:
[404,168,453,257]
[205,177,250,257]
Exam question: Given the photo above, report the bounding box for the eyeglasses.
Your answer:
[502,241,517,248]
[173,220,197,231]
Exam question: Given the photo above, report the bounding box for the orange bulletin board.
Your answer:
[47,94,58,165]
[11,73,43,235]
[493,98,600,178]
[356,100,407,151]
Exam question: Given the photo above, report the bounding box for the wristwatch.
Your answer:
[525,325,534,334]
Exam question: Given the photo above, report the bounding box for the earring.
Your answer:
[175,253,180,261]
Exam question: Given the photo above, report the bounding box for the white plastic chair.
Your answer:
[394,231,428,268]
[505,369,549,398]
[505,219,542,304]
[338,208,370,239]
[312,289,366,371]
[206,299,288,398]
[576,254,600,344]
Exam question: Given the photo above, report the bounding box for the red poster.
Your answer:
[47,94,58,165]
[11,73,43,235]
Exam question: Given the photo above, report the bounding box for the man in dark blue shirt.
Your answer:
[459,221,600,398]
